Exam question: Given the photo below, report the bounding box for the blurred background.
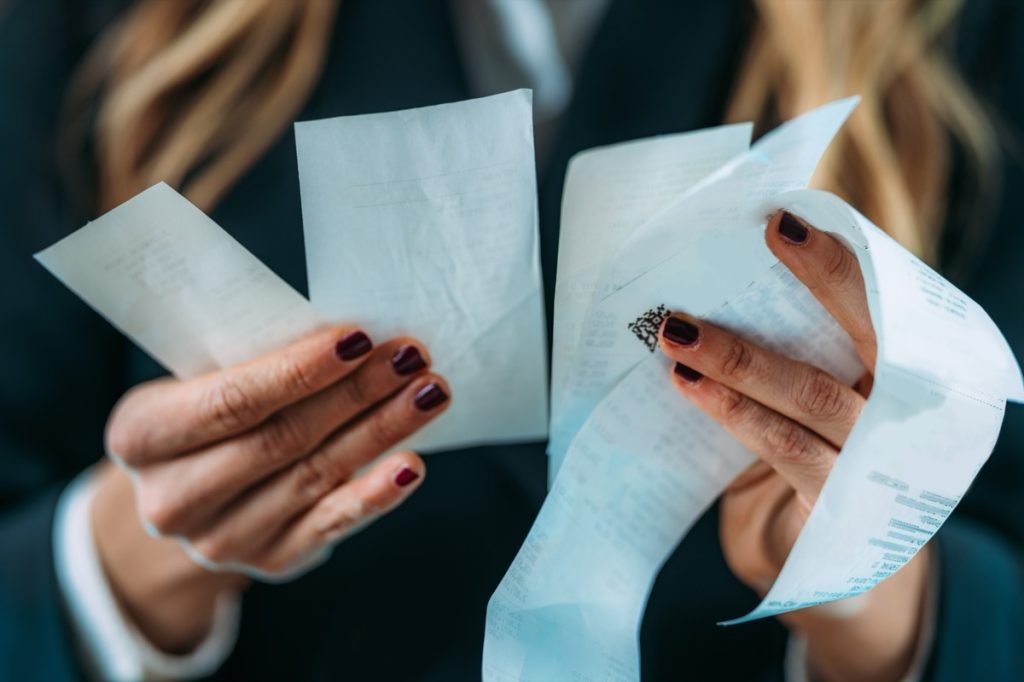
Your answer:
[1,1,1022,681]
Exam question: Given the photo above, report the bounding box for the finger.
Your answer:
[135,342,435,535]
[108,325,375,466]
[247,451,425,577]
[669,363,837,502]
[765,211,877,369]
[659,314,865,446]
[182,374,448,558]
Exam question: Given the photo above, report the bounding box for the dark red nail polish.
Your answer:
[778,212,809,244]
[335,331,372,361]
[391,345,426,376]
[673,362,703,383]
[663,317,699,346]
[395,467,420,487]
[413,383,448,411]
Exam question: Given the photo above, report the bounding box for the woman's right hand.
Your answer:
[93,325,450,651]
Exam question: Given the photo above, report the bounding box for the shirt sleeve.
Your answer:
[783,548,938,682]
[52,467,242,682]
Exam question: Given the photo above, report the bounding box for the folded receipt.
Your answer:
[295,90,547,452]
[35,91,548,457]
[483,98,1024,680]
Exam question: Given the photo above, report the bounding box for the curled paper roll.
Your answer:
[483,99,1023,681]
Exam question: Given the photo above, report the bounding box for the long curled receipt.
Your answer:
[296,89,548,451]
[484,100,1024,680]
[35,91,548,454]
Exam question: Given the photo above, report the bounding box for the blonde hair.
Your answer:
[65,0,995,265]
[62,0,338,214]
[727,0,997,265]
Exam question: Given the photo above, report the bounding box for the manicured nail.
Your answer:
[394,467,420,487]
[413,382,448,411]
[336,330,372,361]
[673,362,703,383]
[778,212,809,244]
[663,316,699,346]
[391,345,426,376]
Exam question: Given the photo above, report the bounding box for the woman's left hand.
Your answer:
[659,211,931,682]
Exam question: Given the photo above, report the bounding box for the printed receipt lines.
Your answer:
[33,93,1024,680]
[36,90,549,580]
[483,98,1024,681]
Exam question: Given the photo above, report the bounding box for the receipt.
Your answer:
[548,98,858,478]
[484,99,1024,680]
[548,123,752,481]
[37,91,548,456]
[484,266,860,681]
[732,190,1024,623]
[296,89,548,452]
[35,183,325,378]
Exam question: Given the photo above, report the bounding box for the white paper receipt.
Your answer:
[34,90,1024,677]
[36,90,548,458]
[35,183,325,378]
[483,99,1024,680]
[548,122,753,481]
[296,89,548,452]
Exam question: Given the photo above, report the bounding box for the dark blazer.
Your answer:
[1,1,1022,680]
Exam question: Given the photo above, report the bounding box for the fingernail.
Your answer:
[413,382,448,411]
[391,345,426,376]
[663,316,699,346]
[673,362,703,383]
[394,467,420,487]
[778,212,809,244]
[336,331,372,361]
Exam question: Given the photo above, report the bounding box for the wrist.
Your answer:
[781,545,932,682]
[91,463,247,653]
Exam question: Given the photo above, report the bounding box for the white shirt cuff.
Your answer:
[784,550,939,682]
[53,468,241,682]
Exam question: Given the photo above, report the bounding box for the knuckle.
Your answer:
[823,242,854,284]
[191,535,233,565]
[201,377,262,432]
[719,389,752,425]
[104,417,140,464]
[719,338,755,381]
[104,388,151,462]
[339,371,375,410]
[764,418,812,465]
[364,413,403,450]
[254,413,310,464]
[316,497,365,541]
[274,356,320,397]
[255,556,288,577]
[291,453,335,503]
[138,493,183,535]
[795,370,847,421]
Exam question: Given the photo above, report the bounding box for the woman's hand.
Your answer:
[93,326,450,652]
[658,212,931,682]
